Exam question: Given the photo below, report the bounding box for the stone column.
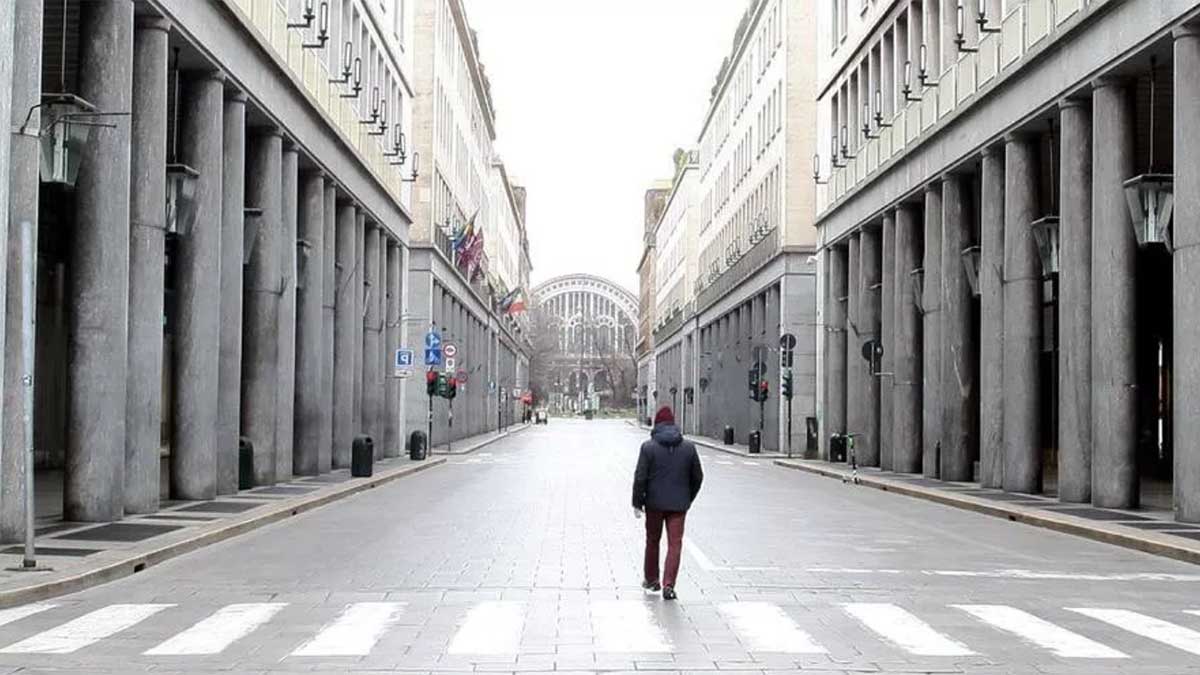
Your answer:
[1,0,43,541]
[293,171,325,475]
[124,16,170,513]
[893,204,923,473]
[363,225,382,452]
[922,184,943,478]
[385,241,402,457]
[170,70,224,501]
[375,235,387,457]
[353,214,365,432]
[845,234,861,447]
[66,0,133,522]
[860,226,882,467]
[333,202,357,468]
[941,174,974,482]
[275,142,298,480]
[217,92,246,495]
[1176,27,1200,522]
[1058,99,1093,503]
[979,147,1005,488]
[321,184,336,471]
[242,130,283,487]
[1002,135,1042,495]
[1091,79,1138,508]
[0,1,12,502]
[880,214,896,470]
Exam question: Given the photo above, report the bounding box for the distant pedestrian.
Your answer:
[632,406,703,600]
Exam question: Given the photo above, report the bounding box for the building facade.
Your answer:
[815,0,1200,521]
[636,182,671,423]
[405,0,532,447]
[0,0,422,539]
[532,274,639,414]
[644,0,820,454]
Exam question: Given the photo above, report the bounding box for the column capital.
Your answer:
[283,136,301,154]
[1173,24,1200,40]
[303,168,327,180]
[1003,131,1037,145]
[225,90,249,104]
[1092,74,1130,91]
[1058,96,1089,111]
[192,69,226,84]
[135,15,172,33]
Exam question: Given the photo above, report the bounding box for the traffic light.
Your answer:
[782,370,794,400]
[758,379,769,402]
[747,367,760,401]
[445,376,458,400]
[426,370,438,397]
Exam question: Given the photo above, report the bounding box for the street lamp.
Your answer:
[1125,57,1173,250]
[1031,216,1061,276]
[243,207,264,262]
[165,49,199,236]
[35,93,97,187]
[910,267,925,313]
[961,245,982,297]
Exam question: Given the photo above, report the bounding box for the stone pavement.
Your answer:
[0,419,1198,674]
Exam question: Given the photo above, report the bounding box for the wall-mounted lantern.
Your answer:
[385,126,408,165]
[874,89,892,129]
[812,153,828,185]
[36,93,98,187]
[330,42,354,84]
[339,57,363,99]
[243,207,264,262]
[862,103,877,140]
[902,60,922,102]
[165,49,198,235]
[976,0,1001,33]
[1124,174,1174,249]
[831,134,844,169]
[295,239,313,290]
[918,44,934,87]
[288,0,318,28]
[301,1,330,50]
[961,245,982,297]
[1031,216,1061,276]
[401,151,421,183]
[910,267,925,313]
[955,0,979,54]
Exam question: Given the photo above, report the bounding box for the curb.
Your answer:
[693,437,785,460]
[0,457,447,609]
[774,459,1200,566]
[429,423,531,456]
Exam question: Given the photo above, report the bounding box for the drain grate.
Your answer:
[175,501,262,514]
[52,523,182,542]
[1041,507,1153,522]
[0,546,101,557]
[1118,521,1199,531]
[250,486,320,495]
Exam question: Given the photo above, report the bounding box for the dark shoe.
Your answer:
[662,587,677,601]
[642,580,661,592]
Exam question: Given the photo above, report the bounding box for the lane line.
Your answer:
[0,603,172,654]
[718,601,826,653]
[591,601,670,653]
[145,603,286,655]
[684,539,719,571]
[0,604,57,628]
[953,605,1127,659]
[1070,607,1200,657]
[843,603,974,656]
[447,601,524,654]
[803,567,1200,582]
[290,602,404,657]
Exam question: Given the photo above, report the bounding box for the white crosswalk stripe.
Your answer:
[1069,607,1200,657]
[145,603,286,656]
[448,601,524,654]
[0,604,57,629]
[954,604,1127,659]
[0,603,172,654]
[591,600,670,652]
[719,601,826,653]
[843,603,974,656]
[290,602,405,657]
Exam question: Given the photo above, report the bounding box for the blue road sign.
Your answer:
[424,331,442,350]
[396,349,414,368]
[424,348,443,366]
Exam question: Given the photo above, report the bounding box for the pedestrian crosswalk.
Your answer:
[0,598,1197,662]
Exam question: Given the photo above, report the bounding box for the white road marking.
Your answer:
[715,460,735,466]
[0,603,172,654]
[290,602,404,657]
[1070,608,1200,656]
[448,601,524,654]
[742,461,761,466]
[591,601,670,652]
[0,604,57,628]
[803,567,1200,582]
[684,539,718,571]
[843,603,974,656]
[145,603,286,655]
[718,601,826,653]
[954,605,1127,659]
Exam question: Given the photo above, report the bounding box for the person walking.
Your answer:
[632,406,703,600]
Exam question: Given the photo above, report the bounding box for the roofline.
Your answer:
[447,0,498,140]
[696,0,768,143]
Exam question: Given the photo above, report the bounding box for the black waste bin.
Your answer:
[830,434,848,463]
[238,437,255,490]
[723,425,735,445]
[408,430,427,461]
[748,431,761,454]
[352,435,374,477]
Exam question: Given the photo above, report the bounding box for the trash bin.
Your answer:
[352,435,374,477]
[238,437,254,490]
[748,431,761,454]
[723,425,735,445]
[830,434,848,463]
[408,430,427,461]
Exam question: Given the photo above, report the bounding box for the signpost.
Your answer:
[395,348,413,378]
[424,330,442,454]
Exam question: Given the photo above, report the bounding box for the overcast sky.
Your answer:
[463,0,750,295]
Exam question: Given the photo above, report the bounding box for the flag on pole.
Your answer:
[496,286,521,312]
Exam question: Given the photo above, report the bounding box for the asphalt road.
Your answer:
[0,418,1198,674]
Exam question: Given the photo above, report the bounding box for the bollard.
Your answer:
[352,435,374,477]
[830,434,847,463]
[238,437,255,490]
[723,425,735,445]
[748,431,761,454]
[408,430,427,461]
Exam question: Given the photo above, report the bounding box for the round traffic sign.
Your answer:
[456,369,468,383]
[444,343,458,358]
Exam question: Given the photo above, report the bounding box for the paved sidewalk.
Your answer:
[430,422,531,455]
[776,457,1200,565]
[0,455,449,609]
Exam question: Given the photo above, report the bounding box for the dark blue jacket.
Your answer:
[632,423,704,513]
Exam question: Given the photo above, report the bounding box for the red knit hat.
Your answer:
[653,406,675,425]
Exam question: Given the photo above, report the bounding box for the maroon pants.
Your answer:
[643,511,686,588]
